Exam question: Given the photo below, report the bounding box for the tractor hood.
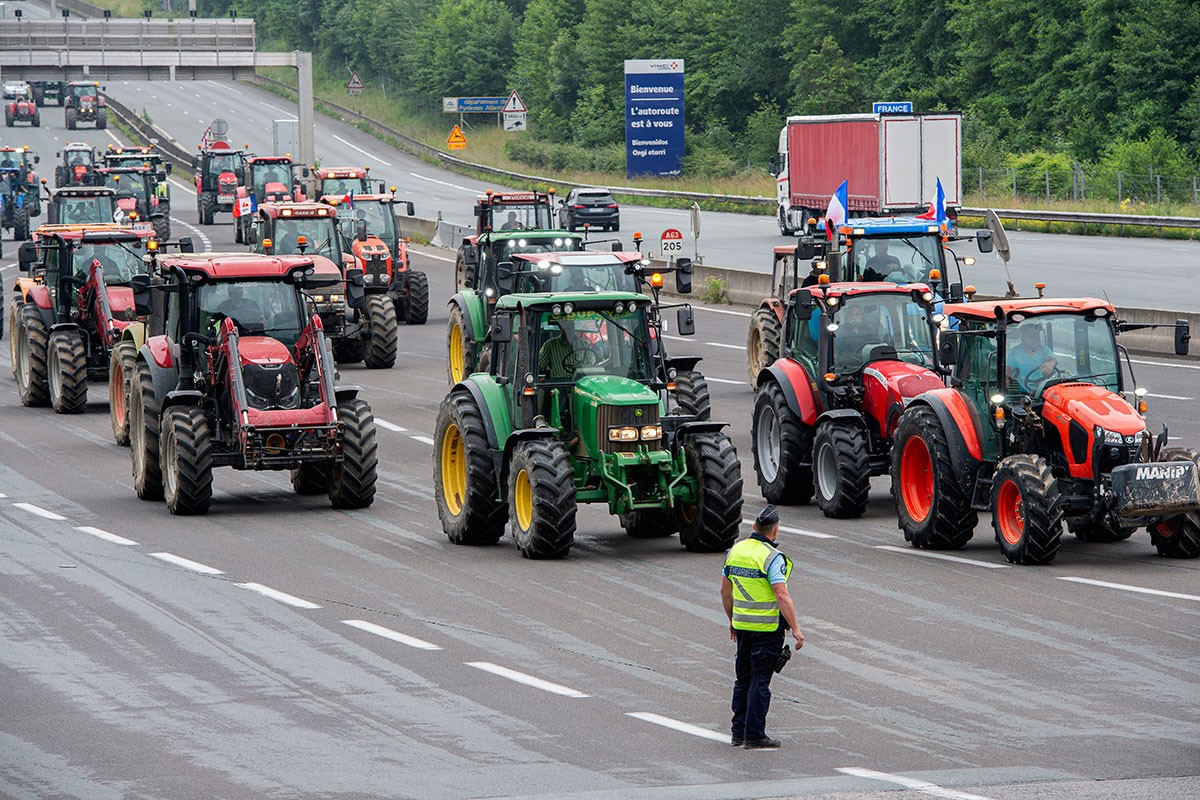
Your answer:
[862,360,943,400]
[107,286,136,322]
[1042,383,1145,436]
[237,336,294,367]
[262,181,289,200]
[573,374,658,406]
[116,197,137,212]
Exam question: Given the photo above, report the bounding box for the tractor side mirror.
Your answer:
[491,314,512,343]
[17,242,38,272]
[473,205,482,217]
[405,201,415,216]
[793,298,814,321]
[377,181,386,194]
[1175,320,1191,356]
[939,331,961,367]
[767,156,778,177]
[356,219,368,242]
[130,274,152,315]
[795,238,818,261]
[611,242,622,251]
[191,156,198,169]
[33,155,40,164]
[675,257,693,295]
[976,229,994,253]
[164,162,172,174]
[345,268,366,309]
[179,236,195,254]
[949,282,964,303]
[47,204,59,225]
[676,306,696,336]
[496,261,515,293]
[462,243,478,264]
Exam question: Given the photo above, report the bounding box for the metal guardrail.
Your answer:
[0,19,257,53]
[958,207,1200,230]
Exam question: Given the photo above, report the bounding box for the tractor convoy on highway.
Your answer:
[1,108,1197,567]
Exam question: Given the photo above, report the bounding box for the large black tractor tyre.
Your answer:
[153,215,170,241]
[96,109,108,130]
[15,303,50,407]
[234,216,244,244]
[991,454,1064,565]
[620,509,679,539]
[362,294,399,369]
[401,271,430,325]
[1067,516,1135,543]
[814,423,872,519]
[677,431,743,552]
[746,307,782,388]
[454,250,476,290]
[291,463,331,495]
[33,110,40,128]
[891,405,977,549]
[47,329,88,414]
[4,106,12,127]
[32,84,44,106]
[55,165,67,188]
[508,438,577,559]
[161,406,213,516]
[434,391,507,545]
[65,106,77,130]
[198,193,215,225]
[446,303,477,385]
[751,379,814,505]
[13,206,29,240]
[329,398,378,509]
[109,341,137,446]
[673,369,711,420]
[333,336,366,365]
[1148,447,1200,559]
[130,359,164,501]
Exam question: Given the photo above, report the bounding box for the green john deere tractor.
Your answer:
[434,291,743,559]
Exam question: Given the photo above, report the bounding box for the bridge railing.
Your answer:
[0,19,256,54]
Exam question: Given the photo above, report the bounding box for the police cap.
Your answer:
[755,504,780,528]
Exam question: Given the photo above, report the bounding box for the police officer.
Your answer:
[721,505,804,748]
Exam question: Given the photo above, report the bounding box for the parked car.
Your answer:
[3,80,30,100]
[559,187,620,232]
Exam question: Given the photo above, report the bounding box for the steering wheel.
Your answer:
[1025,366,1066,394]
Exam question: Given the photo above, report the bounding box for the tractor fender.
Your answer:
[909,389,985,491]
[761,297,785,322]
[136,343,178,406]
[25,284,52,310]
[161,389,204,411]
[48,321,84,337]
[119,321,147,350]
[334,385,361,403]
[674,420,729,437]
[141,336,174,370]
[449,291,487,345]
[664,355,703,373]
[455,378,515,482]
[500,427,561,487]
[758,360,820,426]
[816,408,870,432]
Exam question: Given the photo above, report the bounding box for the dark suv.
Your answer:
[559,187,619,232]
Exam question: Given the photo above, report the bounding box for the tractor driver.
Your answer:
[835,303,882,365]
[862,241,902,281]
[500,211,523,231]
[538,317,598,380]
[216,285,267,332]
[1007,324,1057,393]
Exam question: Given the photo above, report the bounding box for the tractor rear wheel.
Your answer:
[362,294,398,369]
[446,304,476,384]
[32,84,43,106]
[435,390,506,545]
[329,398,378,509]
[198,193,215,225]
[4,106,12,127]
[130,359,164,501]
[991,454,1064,565]
[55,165,67,188]
[96,108,108,129]
[65,107,76,130]
[752,379,814,505]
[508,438,577,559]
[234,217,243,243]
[15,304,50,407]
[1148,447,1200,558]
[455,251,476,289]
[620,509,679,539]
[1067,516,1135,543]
[13,205,29,240]
[746,308,782,388]
[48,329,88,414]
[109,341,136,446]
[161,406,213,515]
[673,369,711,420]
[814,423,872,519]
[402,271,430,325]
[153,216,170,241]
[891,405,977,549]
[678,431,743,552]
[291,463,331,495]
[32,111,40,128]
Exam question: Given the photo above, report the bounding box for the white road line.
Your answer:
[465,662,590,698]
[875,545,1009,569]
[218,82,243,96]
[704,341,745,350]
[743,519,837,540]
[171,216,211,250]
[375,419,408,432]
[706,376,744,385]
[408,172,476,193]
[1058,576,1200,602]
[12,503,67,521]
[1131,358,1200,371]
[332,134,391,167]
[149,552,224,575]
[410,247,455,263]
[104,129,123,146]
[342,619,442,650]
[237,582,321,609]
[1147,393,1192,400]
[694,305,752,319]
[75,526,138,546]
[0,492,7,498]
[411,435,435,445]
[837,767,996,800]
[167,177,196,196]
[625,712,730,743]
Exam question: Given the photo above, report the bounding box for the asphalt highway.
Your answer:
[2,105,1199,798]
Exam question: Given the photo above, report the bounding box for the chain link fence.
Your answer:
[963,164,1200,208]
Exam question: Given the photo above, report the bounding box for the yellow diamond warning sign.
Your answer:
[447,124,468,150]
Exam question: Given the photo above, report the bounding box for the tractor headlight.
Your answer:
[552,304,563,316]
[640,425,662,441]
[330,294,343,303]
[614,302,625,314]
[609,426,640,442]
[363,273,375,284]
[1101,429,1125,445]
[921,291,934,302]
[563,302,574,314]
[313,294,324,302]
[827,296,839,306]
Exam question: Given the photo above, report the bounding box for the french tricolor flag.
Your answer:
[341,190,355,208]
[916,177,945,223]
[824,179,848,241]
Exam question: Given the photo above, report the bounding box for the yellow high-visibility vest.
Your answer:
[724,537,791,632]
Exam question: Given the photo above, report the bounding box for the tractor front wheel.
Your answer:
[1148,447,1200,558]
[620,509,679,539]
[678,432,743,553]
[746,307,782,388]
[48,329,88,414]
[402,271,430,325]
[673,369,711,420]
[13,205,29,241]
[891,405,977,549]
[814,423,872,519]
[198,193,215,225]
[109,341,136,446]
[752,379,814,505]
[362,294,398,369]
[991,454,1064,565]
[508,438,577,559]
[96,109,108,130]
[1067,516,1135,543]
[434,391,506,545]
[153,216,170,241]
[161,406,213,515]
[15,304,50,407]
[291,463,331,495]
[446,304,477,385]
[329,399,378,509]
[130,359,164,501]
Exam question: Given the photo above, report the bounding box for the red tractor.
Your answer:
[9,224,161,418]
[314,166,381,198]
[5,87,40,127]
[125,252,378,514]
[892,295,1197,563]
[63,81,108,130]
[752,278,946,518]
[192,140,248,225]
[234,155,302,244]
[55,143,98,188]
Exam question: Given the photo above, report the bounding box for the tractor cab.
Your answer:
[252,202,344,262]
[56,144,97,187]
[315,167,379,198]
[472,190,557,235]
[0,147,40,240]
[102,146,171,211]
[234,156,301,243]
[830,217,993,296]
[95,166,168,238]
[48,187,119,226]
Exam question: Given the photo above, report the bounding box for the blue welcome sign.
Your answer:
[873,101,914,115]
[625,59,685,178]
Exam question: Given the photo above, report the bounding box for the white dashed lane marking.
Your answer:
[837,767,996,800]
[465,662,590,698]
[76,526,138,546]
[375,419,407,432]
[625,712,729,743]
[237,582,321,609]
[875,545,1009,569]
[12,503,67,521]
[342,620,442,651]
[1058,577,1200,603]
[149,552,224,575]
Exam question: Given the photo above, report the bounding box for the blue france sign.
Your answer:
[625,59,685,178]
[873,101,914,115]
[443,97,507,113]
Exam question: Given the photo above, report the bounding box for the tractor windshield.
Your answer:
[492,203,554,232]
[830,293,936,372]
[514,261,638,294]
[533,306,655,384]
[1005,314,1120,397]
[337,201,396,244]
[206,153,241,180]
[65,150,94,168]
[252,163,292,195]
[272,217,339,260]
[196,280,306,346]
[70,85,98,101]
[321,177,369,196]
[103,172,147,197]
[59,195,118,224]
[71,243,143,285]
[852,235,944,284]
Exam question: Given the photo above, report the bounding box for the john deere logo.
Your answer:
[635,409,644,418]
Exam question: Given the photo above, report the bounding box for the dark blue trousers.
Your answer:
[731,627,785,741]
